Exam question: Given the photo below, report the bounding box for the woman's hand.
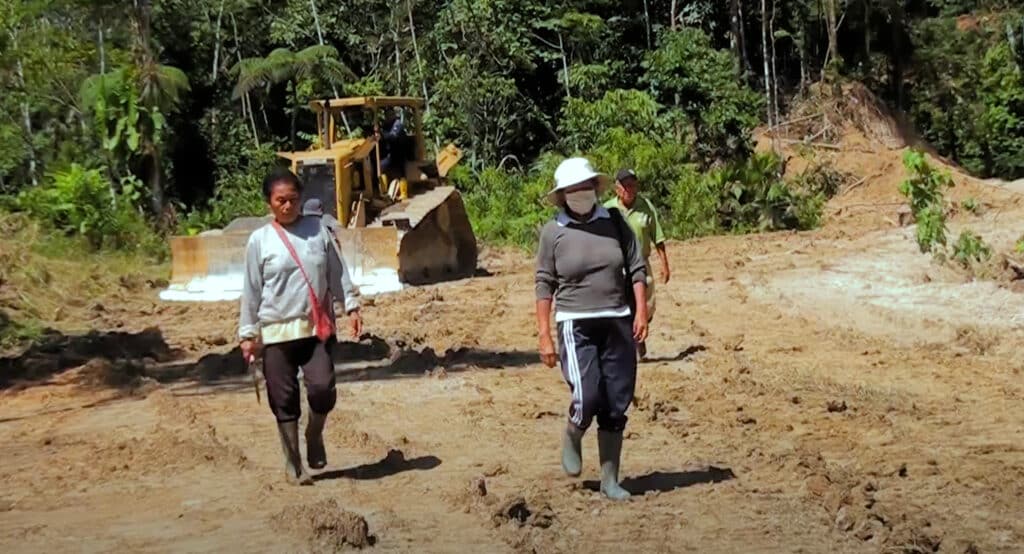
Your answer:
[539,333,557,368]
[348,309,363,339]
[632,315,649,343]
[240,339,261,364]
[632,281,649,342]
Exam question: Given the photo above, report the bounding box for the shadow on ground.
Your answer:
[334,345,539,384]
[314,449,442,481]
[582,466,736,495]
[640,344,707,364]
[0,327,179,389]
[1,328,540,394]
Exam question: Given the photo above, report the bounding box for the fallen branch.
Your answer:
[803,123,832,144]
[777,138,842,150]
[841,176,869,194]
[766,112,825,133]
[831,201,905,215]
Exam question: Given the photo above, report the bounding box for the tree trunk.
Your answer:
[670,0,677,31]
[244,93,260,148]
[309,0,339,99]
[864,0,871,60]
[393,29,402,94]
[212,0,224,82]
[290,82,299,151]
[760,0,773,126]
[770,0,780,123]
[559,33,571,99]
[737,0,753,77]
[98,21,106,74]
[889,0,904,109]
[730,0,743,78]
[11,39,38,187]
[147,144,164,215]
[407,0,430,109]
[824,0,840,70]
[309,0,324,44]
[643,0,652,49]
[798,29,808,94]
[229,13,260,146]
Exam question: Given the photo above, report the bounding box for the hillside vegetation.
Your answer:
[1,1,1022,243]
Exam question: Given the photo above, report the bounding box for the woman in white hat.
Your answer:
[535,157,649,500]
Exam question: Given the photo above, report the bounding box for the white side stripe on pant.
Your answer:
[563,320,583,426]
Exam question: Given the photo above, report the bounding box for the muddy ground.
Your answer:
[3,131,1024,552]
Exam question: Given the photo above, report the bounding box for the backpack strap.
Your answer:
[607,207,637,311]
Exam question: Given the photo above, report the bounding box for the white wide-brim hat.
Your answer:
[546,157,609,204]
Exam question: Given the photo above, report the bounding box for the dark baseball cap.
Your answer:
[615,168,638,183]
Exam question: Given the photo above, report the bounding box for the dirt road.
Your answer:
[3,182,1024,553]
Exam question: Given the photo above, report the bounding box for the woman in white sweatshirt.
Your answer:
[239,167,361,485]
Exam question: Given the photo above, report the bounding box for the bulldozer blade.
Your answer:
[333,186,477,295]
[160,233,251,302]
[334,226,403,296]
[160,217,269,302]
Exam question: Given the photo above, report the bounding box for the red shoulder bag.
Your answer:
[271,221,336,342]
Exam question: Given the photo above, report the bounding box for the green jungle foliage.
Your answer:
[0,0,1021,251]
[899,150,953,254]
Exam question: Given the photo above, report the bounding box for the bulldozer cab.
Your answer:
[277,96,476,293]
[281,96,455,228]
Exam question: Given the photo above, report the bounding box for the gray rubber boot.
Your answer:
[277,421,314,485]
[561,423,584,477]
[598,430,631,500]
[305,412,328,470]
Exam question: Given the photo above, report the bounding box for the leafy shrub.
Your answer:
[962,197,980,214]
[663,169,721,238]
[952,229,992,268]
[898,150,953,253]
[643,28,762,165]
[714,153,824,233]
[559,90,675,153]
[453,148,832,250]
[910,17,1024,180]
[449,164,553,249]
[15,164,159,253]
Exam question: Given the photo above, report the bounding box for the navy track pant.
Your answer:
[557,316,637,432]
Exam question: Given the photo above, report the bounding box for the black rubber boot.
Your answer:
[561,423,584,477]
[277,421,314,485]
[305,412,328,470]
[598,430,630,500]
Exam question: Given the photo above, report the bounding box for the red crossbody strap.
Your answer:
[270,221,323,314]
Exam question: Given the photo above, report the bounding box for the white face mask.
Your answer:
[564,188,597,215]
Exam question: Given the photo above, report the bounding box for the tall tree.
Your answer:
[231,45,353,149]
[825,0,841,70]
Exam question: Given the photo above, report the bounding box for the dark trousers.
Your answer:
[263,337,337,422]
[557,316,637,432]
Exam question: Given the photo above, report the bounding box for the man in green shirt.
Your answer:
[604,169,671,359]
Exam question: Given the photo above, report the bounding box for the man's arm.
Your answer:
[656,241,670,284]
[647,197,670,284]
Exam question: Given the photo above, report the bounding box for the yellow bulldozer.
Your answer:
[160,96,477,301]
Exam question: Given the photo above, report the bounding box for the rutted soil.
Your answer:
[3,114,1024,551]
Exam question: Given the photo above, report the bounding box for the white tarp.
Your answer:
[159,268,403,302]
